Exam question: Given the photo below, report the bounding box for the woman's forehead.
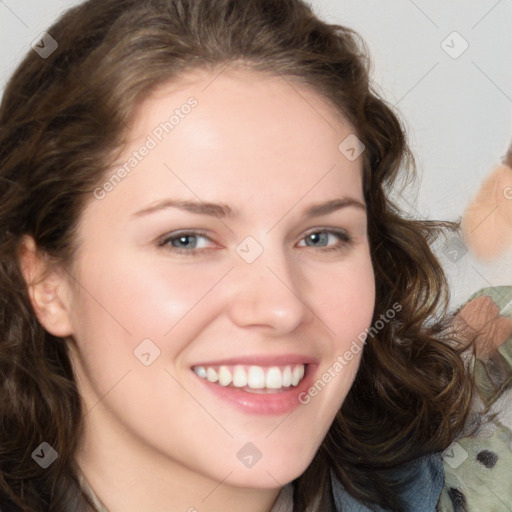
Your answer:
[80,68,366,237]
[129,66,354,145]
[100,77,359,205]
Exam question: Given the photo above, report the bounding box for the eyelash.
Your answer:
[157,228,353,256]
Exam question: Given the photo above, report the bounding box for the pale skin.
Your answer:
[20,66,376,512]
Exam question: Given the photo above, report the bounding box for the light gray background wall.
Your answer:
[1,1,512,310]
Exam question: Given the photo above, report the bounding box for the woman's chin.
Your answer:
[211,452,315,490]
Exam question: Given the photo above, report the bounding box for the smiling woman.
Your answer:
[0,1,477,511]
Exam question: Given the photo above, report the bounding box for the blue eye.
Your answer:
[158,228,353,256]
[298,229,353,252]
[159,232,212,254]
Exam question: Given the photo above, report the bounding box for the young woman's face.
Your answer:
[64,67,375,490]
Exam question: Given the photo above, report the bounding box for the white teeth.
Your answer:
[232,365,248,387]
[248,366,265,389]
[266,367,282,389]
[206,367,218,383]
[194,366,207,379]
[193,364,306,390]
[291,365,305,386]
[218,366,232,386]
[282,366,292,387]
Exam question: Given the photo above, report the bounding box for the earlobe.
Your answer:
[18,235,74,338]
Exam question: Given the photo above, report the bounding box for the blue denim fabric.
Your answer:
[331,452,445,511]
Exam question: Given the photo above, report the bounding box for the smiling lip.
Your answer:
[190,354,318,368]
[190,354,319,415]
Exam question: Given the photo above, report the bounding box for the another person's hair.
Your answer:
[0,0,475,510]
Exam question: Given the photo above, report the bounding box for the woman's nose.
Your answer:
[225,243,314,335]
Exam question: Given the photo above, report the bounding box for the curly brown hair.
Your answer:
[0,0,476,510]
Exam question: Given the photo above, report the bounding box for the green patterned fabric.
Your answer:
[437,286,512,511]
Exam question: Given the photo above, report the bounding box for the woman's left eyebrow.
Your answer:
[131,196,366,219]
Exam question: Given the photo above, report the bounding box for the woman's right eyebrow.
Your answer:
[132,199,235,218]
[131,197,366,220]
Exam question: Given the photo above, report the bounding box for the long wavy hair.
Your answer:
[0,0,476,510]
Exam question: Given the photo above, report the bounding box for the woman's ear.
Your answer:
[18,235,74,337]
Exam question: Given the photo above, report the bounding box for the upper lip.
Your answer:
[191,354,319,368]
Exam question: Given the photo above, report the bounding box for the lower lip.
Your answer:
[192,365,317,415]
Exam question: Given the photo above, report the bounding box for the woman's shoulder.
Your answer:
[437,285,512,511]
